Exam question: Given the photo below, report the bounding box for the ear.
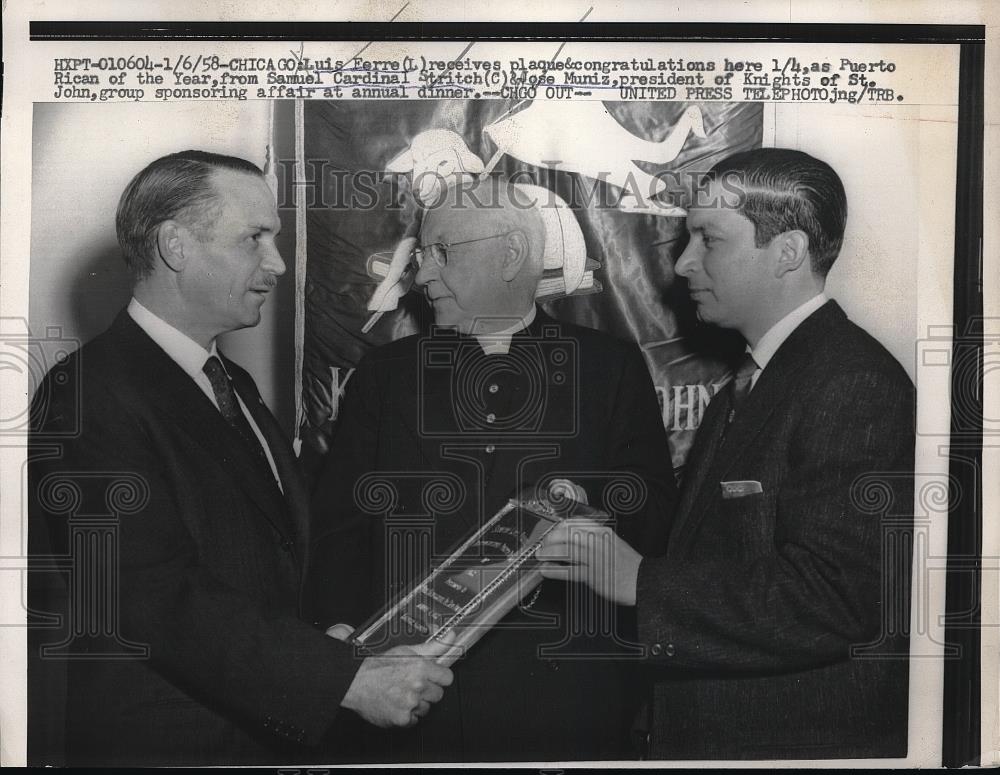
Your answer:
[773,230,809,278]
[500,229,530,282]
[155,220,188,273]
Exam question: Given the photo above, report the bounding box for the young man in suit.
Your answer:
[306,179,677,761]
[28,150,453,766]
[538,148,915,759]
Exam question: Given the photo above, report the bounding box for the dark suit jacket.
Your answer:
[28,310,361,766]
[635,301,914,759]
[306,309,677,762]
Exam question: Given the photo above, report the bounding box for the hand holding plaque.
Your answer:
[349,480,608,666]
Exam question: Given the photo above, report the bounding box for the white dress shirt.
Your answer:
[127,298,283,489]
[747,292,829,390]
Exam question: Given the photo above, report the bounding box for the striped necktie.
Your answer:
[726,352,759,426]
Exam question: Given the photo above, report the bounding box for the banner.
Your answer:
[300,99,764,472]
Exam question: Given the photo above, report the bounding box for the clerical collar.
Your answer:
[750,293,829,373]
[128,297,220,379]
[471,307,537,355]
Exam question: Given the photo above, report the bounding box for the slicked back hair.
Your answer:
[115,150,263,279]
[709,148,847,277]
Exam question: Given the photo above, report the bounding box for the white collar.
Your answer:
[128,297,220,378]
[750,293,829,372]
[473,306,537,356]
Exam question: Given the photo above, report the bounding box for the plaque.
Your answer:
[349,483,608,666]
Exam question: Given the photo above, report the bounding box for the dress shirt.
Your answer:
[472,306,537,355]
[127,298,282,489]
[748,292,829,390]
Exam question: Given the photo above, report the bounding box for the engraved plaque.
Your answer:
[350,487,608,666]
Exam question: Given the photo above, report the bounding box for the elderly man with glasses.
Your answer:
[305,178,677,763]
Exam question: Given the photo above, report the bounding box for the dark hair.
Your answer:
[708,148,847,277]
[115,150,262,279]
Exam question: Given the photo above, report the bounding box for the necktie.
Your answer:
[726,352,759,426]
[202,356,270,469]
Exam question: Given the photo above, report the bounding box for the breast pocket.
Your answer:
[715,489,775,560]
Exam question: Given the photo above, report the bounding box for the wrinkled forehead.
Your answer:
[421,197,504,243]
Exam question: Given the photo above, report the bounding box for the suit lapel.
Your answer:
[226,359,310,557]
[667,388,730,559]
[668,301,846,558]
[112,312,295,542]
[717,301,847,482]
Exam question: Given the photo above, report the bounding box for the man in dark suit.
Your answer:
[306,179,677,761]
[28,150,453,766]
[539,148,914,759]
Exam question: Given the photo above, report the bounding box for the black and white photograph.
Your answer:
[0,1,993,768]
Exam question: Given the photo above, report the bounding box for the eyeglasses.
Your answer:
[409,231,515,272]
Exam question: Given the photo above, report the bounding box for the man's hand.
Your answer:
[536,518,642,606]
[340,634,455,728]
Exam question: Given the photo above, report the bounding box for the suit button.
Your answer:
[488,384,499,394]
[650,643,663,656]
[485,444,496,454]
[280,539,293,552]
[486,412,496,424]
[665,643,676,657]
[546,660,560,671]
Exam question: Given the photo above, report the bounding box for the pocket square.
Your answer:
[720,480,763,499]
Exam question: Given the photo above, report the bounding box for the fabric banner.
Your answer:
[300,99,763,473]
